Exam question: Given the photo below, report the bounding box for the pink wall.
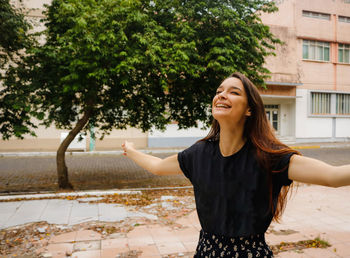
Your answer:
[261,0,350,92]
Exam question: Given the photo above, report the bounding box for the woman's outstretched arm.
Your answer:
[121,141,183,175]
[288,155,350,187]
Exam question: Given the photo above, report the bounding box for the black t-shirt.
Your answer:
[177,139,294,237]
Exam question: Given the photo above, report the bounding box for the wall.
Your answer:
[295,89,333,140]
[148,123,210,148]
[336,118,350,138]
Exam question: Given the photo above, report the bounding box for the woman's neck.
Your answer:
[219,126,246,157]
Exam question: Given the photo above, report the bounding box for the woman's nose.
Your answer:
[218,91,227,99]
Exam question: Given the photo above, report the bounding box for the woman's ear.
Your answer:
[246,108,251,117]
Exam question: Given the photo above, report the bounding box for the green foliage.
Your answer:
[0,0,32,68]
[1,0,281,140]
[0,0,36,139]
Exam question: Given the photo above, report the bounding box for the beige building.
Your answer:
[1,0,350,151]
[259,0,350,143]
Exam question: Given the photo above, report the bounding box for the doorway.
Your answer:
[265,105,279,134]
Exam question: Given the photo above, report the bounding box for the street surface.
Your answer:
[0,147,349,193]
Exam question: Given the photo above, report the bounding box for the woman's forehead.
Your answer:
[219,77,244,89]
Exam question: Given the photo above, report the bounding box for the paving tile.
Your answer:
[73,240,101,252]
[69,202,99,225]
[175,227,199,242]
[101,247,129,258]
[328,242,350,257]
[49,231,78,244]
[40,199,73,225]
[128,236,155,246]
[175,217,193,227]
[98,203,128,222]
[75,230,102,241]
[129,244,160,256]
[127,226,154,246]
[50,252,67,258]
[2,200,49,228]
[71,250,101,258]
[0,201,23,228]
[128,211,158,220]
[301,247,339,258]
[46,242,74,256]
[182,241,198,252]
[275,251,308,257]
[148,226,180,244]
[266,232,306,246]
[127,225,150,237]
[323,230,350,244]
[157,242,187,255]
[101,238,128,249]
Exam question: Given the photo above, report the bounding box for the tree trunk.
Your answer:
[56,109,92,189]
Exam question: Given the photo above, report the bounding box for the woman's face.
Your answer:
[212,77,251,125]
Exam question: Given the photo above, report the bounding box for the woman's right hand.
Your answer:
[120,140,182,175]
[121,140,135,156]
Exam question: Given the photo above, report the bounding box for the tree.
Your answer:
[0,0,36,139]
[0,0,32,68]
[1,0,281,189]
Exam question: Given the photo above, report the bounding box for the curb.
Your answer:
[0,186,193,199]
[0,148,185,157]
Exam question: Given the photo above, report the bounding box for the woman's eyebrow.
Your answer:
[217,85,242,92]
[229,86,242,92]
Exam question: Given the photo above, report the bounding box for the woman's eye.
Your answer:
[231,91,239,95]
[216,91,222,95]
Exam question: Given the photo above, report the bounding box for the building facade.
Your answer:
[259,0,350,143]
[1,0,350,151]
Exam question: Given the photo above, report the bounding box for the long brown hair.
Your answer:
[201,72,300,222]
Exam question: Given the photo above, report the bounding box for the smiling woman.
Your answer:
[121,72,350,257]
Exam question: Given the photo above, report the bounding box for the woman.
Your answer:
[122,72,350,257]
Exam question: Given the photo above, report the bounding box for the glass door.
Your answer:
[265,105,279,134]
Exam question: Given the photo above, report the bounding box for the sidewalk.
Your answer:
[1,185,350,257]
[1,140,350,157]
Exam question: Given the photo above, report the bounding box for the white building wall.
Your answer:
[336,118,350,138]
[295,89,333,141]
[280,102,295,137]
[148,123,210,148]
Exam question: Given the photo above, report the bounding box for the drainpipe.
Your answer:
[89,124,95,151]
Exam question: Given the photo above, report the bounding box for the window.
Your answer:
[339,16,350,23]
[339,44,350,63]
[303,40,330,61]
[311,92,331,114]
[336,94,350,114]
[302,10,330,20]
[311,92,350,116]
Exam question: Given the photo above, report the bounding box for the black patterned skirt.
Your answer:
[194,230,273,258]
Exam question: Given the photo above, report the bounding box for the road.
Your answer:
[0,147,349,194]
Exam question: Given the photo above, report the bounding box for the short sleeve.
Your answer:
[272,153,296,186]
[177,143,199,181]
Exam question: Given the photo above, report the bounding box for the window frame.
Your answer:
[338,43,350,64]
[339,15,350,23]
[336,93,350,115]
[303,40,330,62]
[309,90,350,118]
[302,10,331,20]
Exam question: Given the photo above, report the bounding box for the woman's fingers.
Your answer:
[122,141,134,156]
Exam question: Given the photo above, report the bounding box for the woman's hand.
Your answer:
[121,140,182,175]
[121,140,135,156]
